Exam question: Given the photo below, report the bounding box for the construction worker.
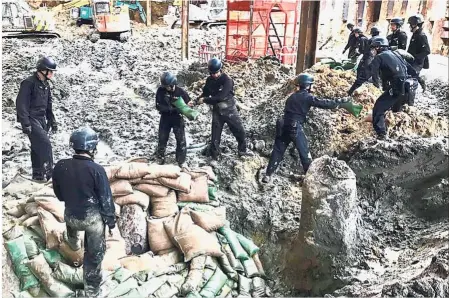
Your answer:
[387,17,408,50]
[197,58,253,162]
[262,74,363,183]
[16,56,58,181]
[52,127,115,297]
[407,14,430,92]
[353,27,370,58]
[155,72,193,167]
[342,23,358,60]
[370,26,380,39]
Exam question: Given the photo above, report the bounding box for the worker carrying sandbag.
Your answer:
[52,127,116,297]
[156,71,196,167]
[196,58,254,164]
[262,73,363,183]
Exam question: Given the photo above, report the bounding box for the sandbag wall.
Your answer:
[3,161,270,297]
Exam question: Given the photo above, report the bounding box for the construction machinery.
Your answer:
[169,0,227,30]
[116,0,146,24]
[2,0,60,38]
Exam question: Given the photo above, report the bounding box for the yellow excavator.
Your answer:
[2,0,60,38]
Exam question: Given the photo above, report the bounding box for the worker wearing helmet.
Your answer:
[155,71,193,167]
[407,14,430,91]
[15,56,58,181]
[262,74,363,183]
[197,58,253,162]
[353,27,370,58]
[342,22,358,60]
[52,127,115,297]
[387,17,408,50]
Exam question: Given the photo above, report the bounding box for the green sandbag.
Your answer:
[154,262,187,277]
[200,267,215,288]
[235,233,259,257]
[172,96,199,121]
[208,186,218,201]
[185,291,202,298]
[10,290,33,298]
[217,253,238,281]
[217,280,234,298]
[238,274,252,296]
[23,233,39,259]
[28,226,45,240]
[153,282,179,298]
[108,277,139,298]
[252,277,266,297]
[199,267,228,298]
[41,249,64,269]
[177,202,216,211]
[52,261,84,286]
[113,267,134,283]
[218,227,249,260]
[5,236,40,291]
[339,101,363,118]
[122,275,167,297]
[242,258,260,278]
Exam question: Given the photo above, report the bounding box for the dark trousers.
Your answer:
[372,91,402,136]
[266,124,312,175]
[65,211,105,296]
[210,108,247,160]
[28,117,53,180]
[157,113,186,164]
[392,79,418,112]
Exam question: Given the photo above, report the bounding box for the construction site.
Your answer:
[1,0,449,297]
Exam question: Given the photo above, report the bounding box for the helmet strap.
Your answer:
[87,149,97,159]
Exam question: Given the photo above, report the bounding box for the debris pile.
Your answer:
[2,160,270,297]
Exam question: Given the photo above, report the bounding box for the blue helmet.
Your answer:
[208,57,222,74]
[69,127,99,152]
[295,73,314,88]
[160,71,177,86]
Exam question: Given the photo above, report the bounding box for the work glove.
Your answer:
[342,49,346,54]
[339,100,363,118]
[22,125,32,135]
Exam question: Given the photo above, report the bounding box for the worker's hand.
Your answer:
[347,90,353,97]
[187,101,194,107]
[197,97,205,105]
[108,224,115,237]
[342,49,346,54]
[22,125,32,135]
[50,123,58,133]
[339,101,364,118]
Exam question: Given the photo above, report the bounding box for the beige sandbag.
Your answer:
[6,205,26,218]
[35,197,65,223]
[105,165,122,181]
[147,216,175,254]
[59,241,84,267]
[119,249,182,273]
[151,191,178,218]
[115,163,152,179]
[129,178,161,185]
[114,203,121,217]
[185,166,217,181]
[158,172,192,193]
[3,174,45,196]
[22,216,40,228]
[125,157,150,163]
[31,186,56,198]
[114,191,150,210]
[24,202,39,216]
[15,213,31,225]
[3,198,31,210]
[190,207,226,232]
[3,225,24,241]
[163,208,194,246]
[143,164,181,179]
[110,180,133,197]
[37,208,65,249]
[134,184,170,197]
[103,227,127,271]
[178,175,209,203]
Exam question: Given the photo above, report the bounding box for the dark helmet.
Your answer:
[69,127,99,152]
[370,26,380,36]
[352,27,363,34]
[207,57,222,74]
[408,14,424,26]
[294,73,314,88]
[36,56,57,71]
[370,36,389,48]
[160,72,177,86]
[347,22,354,29]
[390,17,404,27]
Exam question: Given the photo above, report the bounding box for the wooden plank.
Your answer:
[296,0,320,74]
[181,0,189,60]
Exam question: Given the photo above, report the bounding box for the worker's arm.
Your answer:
[203,77,232,104]
[179,87,191,104]
[52,163,63,202]
[16,80,33,127]
[309,95,339,109]
[398,32,408,50]
[368,56,382,88]
[199,78,211,99]
[155,88,171,113]
[95,167,116,229]
[46,90,56,126]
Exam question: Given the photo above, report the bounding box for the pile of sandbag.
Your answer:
[3,164,270,297]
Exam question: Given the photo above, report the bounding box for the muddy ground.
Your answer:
[2,21,449,298]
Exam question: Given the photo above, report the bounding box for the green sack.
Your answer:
[208,186,218,201]
[23,233,39,259]
[185,291,202,298]
[238,274,252,296]
[252,277,266,297]
[5,236,40,291]
[172,96,199,121]
[201,267,216,288]
[218,227,249,260]
[177,202,216,212]
[28,226,45,240]
[52,261,84,286]
[108,277,139,298]
[217,253,238,281]
[41,249,65,269]
[217,280,234,298]
[339,101,363,118]
[153,282,179,298]
[235,233,259,257]
[199,267,228,298]
[242,258,260,278]
[10,290,33,298]
[122,275,167,297]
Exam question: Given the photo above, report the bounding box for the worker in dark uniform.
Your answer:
[197,58,253,161]
[262,74,363,183]
[407,14,430,92]
[16,56,58,181]
[353,27,370,58]
[155,72,193,167]
[342,23,358,60]
[52,127,115,297]
[387,17,408,50]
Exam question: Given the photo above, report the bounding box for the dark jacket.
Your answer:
[283,89,339,126]
[407,28,430,68]
[155,86,190,114]
[201,73,236,111]
[356,35,370,57]
[369,50,408,94]
[344,32,357,52]
[16,72,55,128]
[52,155,115,228]
[387,30,408,50]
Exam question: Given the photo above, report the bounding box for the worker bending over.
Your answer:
[155,72,193,167]
[342,23,358,60]
[407,14,430,92]
[262,74,362,183]
[52,127,115,297]
[16,56,58,181]
[387,17,408,50]
[197,58,253,162]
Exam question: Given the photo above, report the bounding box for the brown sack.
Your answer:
[58,240,84,267]
[184,166,217,181]
[163,208,194,246]
[158,172,192,193]
[151,191,178,218]
[115,163,152,179]
[31,186,56,198]
[134,184,170,197]
[114,191,150,211]
[175,226,224,262]
[22,216,40,228]
[35,197,65,223]
[129,178,161,185]
[24,202,39,216]
[190,207,226,232]
[105,165,122,181]
[6,205,26,218]
[120,249,182,273]
[110,180,133,197]
[125,157,150,163]
[144,164,181,179]
[37,207,65,249]
[102,227,127,271]
[178,175,209,203]
[147,216,175,254]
